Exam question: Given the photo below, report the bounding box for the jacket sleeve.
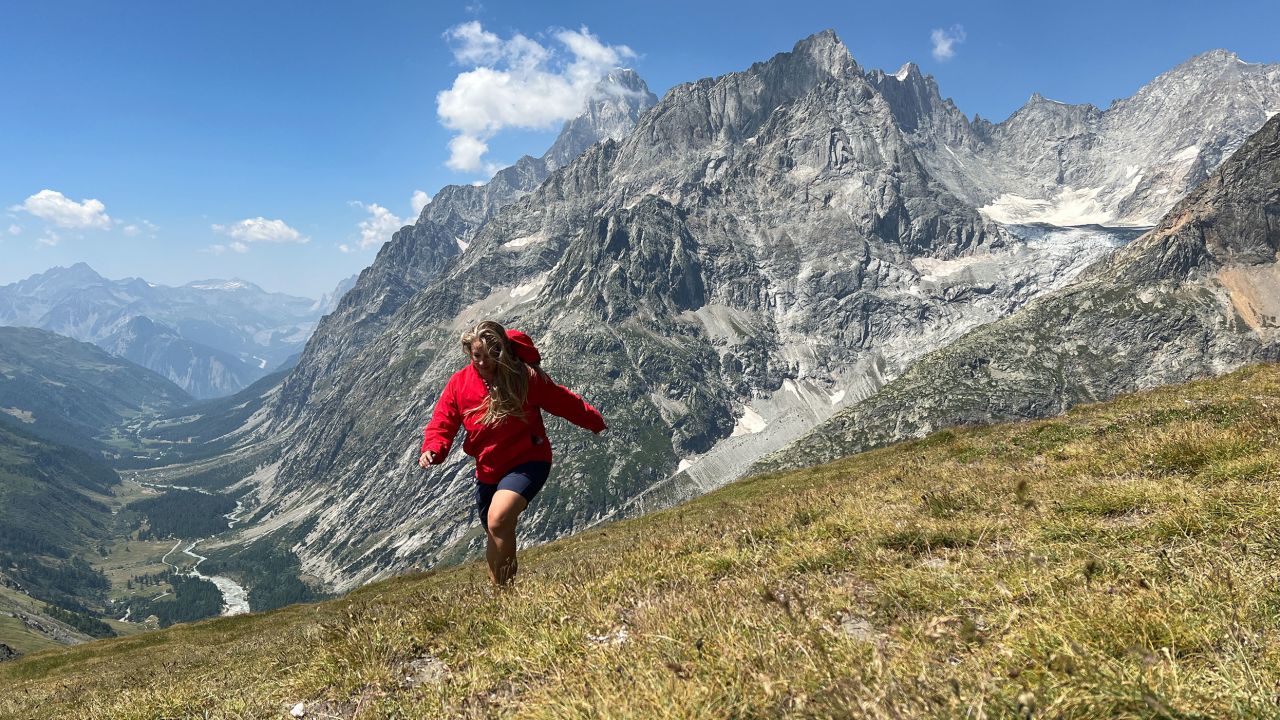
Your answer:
[421,378,462,463]
[530,372,607,433]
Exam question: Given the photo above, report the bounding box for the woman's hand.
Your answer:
[418,451,436,468]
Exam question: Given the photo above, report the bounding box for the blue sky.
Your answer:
[2,0,1277,297]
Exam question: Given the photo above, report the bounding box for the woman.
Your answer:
[419,320,606,586]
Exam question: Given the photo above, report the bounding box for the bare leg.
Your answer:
[485,489,528,586]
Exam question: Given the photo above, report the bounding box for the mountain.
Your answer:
[0,326,191,451]
[0,265,323,398]
[196,34,1280,593]
[230,33,1107,590]
[311,274,357,316]
[0,421,118,611]
[757,111,1280,474]
[273,69,658,426]
[870,50,1280,226]
[6,363,1280,717]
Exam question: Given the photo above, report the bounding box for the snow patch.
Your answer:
[979,186,1117,226]
[189,280,251,291]
[730,406,768,437]
[1,407,34,423]
[912,254,993,282]
[1172,144,1200,162]
[503,232,547,249]
[829,389,846,405]
[677,459,692,473]
[456,238,470,252]
[510,279,542,301]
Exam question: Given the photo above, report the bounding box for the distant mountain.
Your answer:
[312,274,357,317]
[871,49,1280,226]
[758,112,1280,473]
[0,265,323,398]
[0,326,191,452]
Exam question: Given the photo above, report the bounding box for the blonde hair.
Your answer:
[461,320,529,425]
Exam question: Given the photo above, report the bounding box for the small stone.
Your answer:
[588,626,630,645]
[290,703,306,718]
[1016,691,1036,718]
[837,614,875,642]
[405,654,450,687]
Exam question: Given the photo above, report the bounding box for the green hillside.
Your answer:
[5,363,1280,718]
[0,326,191,453]
[0,423,118,608]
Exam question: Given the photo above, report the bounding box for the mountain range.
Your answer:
[0,265,349,398]
[168,31,1280,593]
[757,111,1280,473]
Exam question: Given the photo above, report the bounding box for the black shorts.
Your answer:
[476,461,551,531]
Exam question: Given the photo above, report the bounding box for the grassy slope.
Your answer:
[6,364,1280,718]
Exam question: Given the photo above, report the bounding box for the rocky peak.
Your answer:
[788,28,857,75]
[866,61,973,146]
[1116,113,1280,281]
[274,68,657,421]
[17,262,107,294]
[543,69,659,171]
[1183,48,1244,68]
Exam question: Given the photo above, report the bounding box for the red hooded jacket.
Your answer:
[420,335,606,484]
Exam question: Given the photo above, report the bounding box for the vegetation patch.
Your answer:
[5,363,1280,718]
[126,490,237,539]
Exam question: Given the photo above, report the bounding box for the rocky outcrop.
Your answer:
[757,113,1280,474]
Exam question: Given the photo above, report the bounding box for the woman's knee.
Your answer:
[486,491,526,534]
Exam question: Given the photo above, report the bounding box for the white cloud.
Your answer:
[38,231,61,247]
[411,190,432,216]
[446,134,491,172]
[931,25,966,62]
[338,243,356,254]
[204,241,249,255]
[437,22,635,173]
[351,202,403,250]
[213,217,308,245]
[123,219,158,237]
[7,224,20,236]
[13,189,111,229]
[446,21,504,65]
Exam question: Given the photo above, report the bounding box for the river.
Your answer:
[157,532,251,616]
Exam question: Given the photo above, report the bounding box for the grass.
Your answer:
[6,364,1280,717]
[91,537,179,602]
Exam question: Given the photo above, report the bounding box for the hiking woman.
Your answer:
[419,320,606,585]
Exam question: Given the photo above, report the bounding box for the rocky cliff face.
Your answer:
[757,113,1280,474]
[871,50,1280,226]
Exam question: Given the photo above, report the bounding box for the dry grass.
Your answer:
[6,364,1280,718]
